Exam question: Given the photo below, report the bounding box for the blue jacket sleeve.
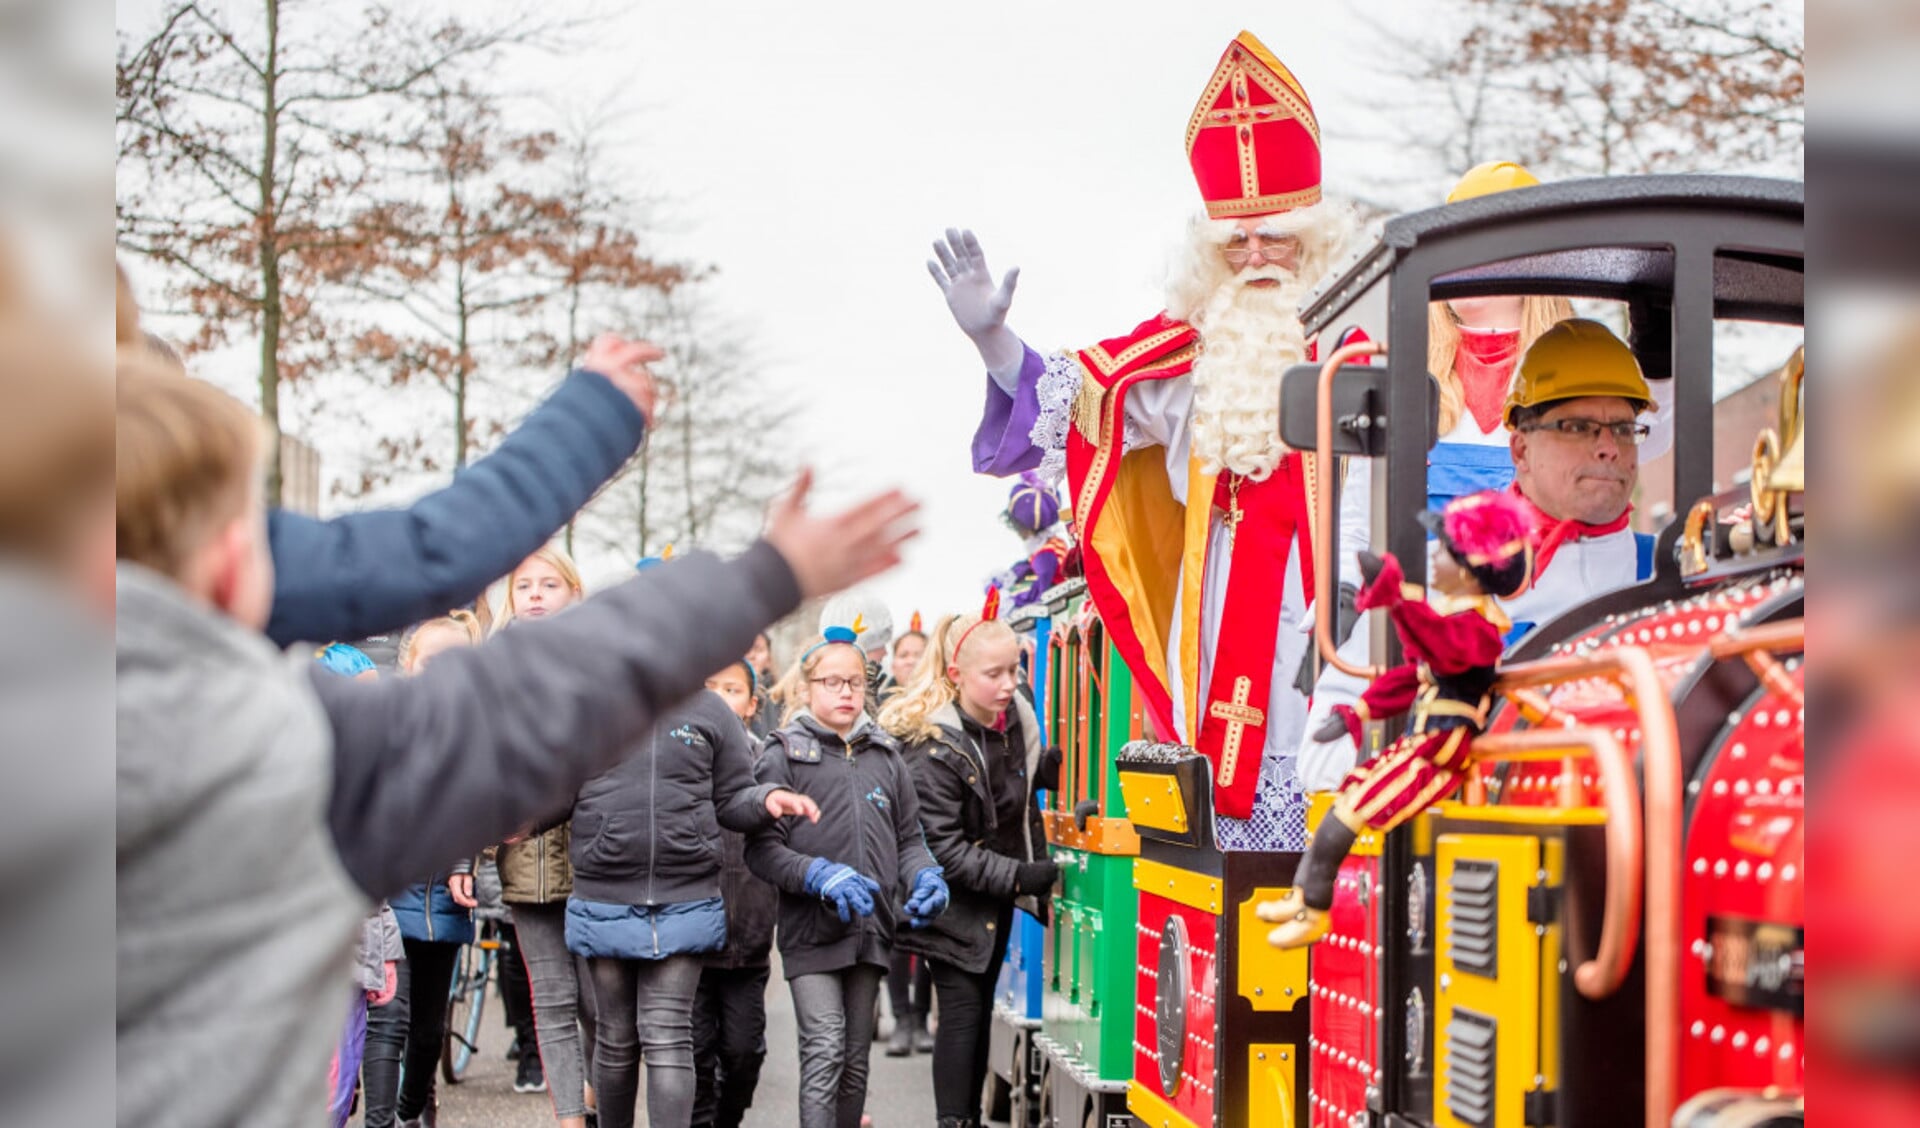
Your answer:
[265,369,645,646]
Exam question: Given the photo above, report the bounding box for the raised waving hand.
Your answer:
[927,227,1023,374]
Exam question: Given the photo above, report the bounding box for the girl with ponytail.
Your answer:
[882,609,1059,1128]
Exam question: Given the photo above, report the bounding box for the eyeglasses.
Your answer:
[1221,235,1301,267]
[1517,418,1653,445]
[809,676,862,694]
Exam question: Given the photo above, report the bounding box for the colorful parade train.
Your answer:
[982,174,1804,1128]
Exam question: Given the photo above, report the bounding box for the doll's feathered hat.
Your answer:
[1416,489,1535,600]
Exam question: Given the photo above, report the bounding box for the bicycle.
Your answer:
[440,918,506,1084]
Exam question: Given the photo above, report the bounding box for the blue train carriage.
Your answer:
[986,593,1054,1126]
[1278,173,1803,1128]
[1018,576,1147,1128]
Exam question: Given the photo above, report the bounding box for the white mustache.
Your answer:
[1234,264,1297,286]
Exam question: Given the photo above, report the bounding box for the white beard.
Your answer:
[1187,265,1312,480]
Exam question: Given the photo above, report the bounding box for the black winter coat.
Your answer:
[569,690,778,908]
[895,697,1050,974]
[745,713,938,979]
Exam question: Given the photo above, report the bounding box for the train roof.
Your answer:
[1300,174,1804,336]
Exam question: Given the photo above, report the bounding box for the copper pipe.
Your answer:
[1313,338,1388,679]
[1743,649,1804,708]
[1489,645,1683,1128]
[1614,646,1683,1128]
[1509,687,1574,728]
[1467,726,1642,1002]
[1712,618,1805,707]
[1708,618,1804,662]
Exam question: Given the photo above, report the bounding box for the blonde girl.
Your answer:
[497,544,586,630]
[489,544,600,1125]
[881,613,1058,1127]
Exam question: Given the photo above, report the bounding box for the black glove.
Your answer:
[1357,550,1386,589]
[1014,860,1060,895]
[1313,712,1351,744]
[1034,745,1063,794]
[1293,582,1359,697]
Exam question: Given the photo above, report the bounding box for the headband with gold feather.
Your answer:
[802,613,866,665]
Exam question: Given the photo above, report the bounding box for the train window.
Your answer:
[1636,318,1803,529]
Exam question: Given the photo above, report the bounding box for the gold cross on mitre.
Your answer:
[1208,675,1266,786]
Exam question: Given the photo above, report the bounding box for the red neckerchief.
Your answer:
[1509,483,1633,578]
[1456,327,1520,434]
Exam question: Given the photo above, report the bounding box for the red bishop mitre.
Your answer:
[1186,31,1322,219]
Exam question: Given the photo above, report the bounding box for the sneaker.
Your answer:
[885,1019,913,1057]
[514,1052,548,1094]
[911,1014,934,1055]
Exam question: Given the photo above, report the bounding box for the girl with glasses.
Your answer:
[748,626,950,1128]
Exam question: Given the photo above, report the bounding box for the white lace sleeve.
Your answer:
[1030,349,1082,485]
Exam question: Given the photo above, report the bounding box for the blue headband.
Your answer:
[800,624,861,666]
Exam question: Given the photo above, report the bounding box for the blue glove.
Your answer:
[903,866,950,929]
[803,858,881,923]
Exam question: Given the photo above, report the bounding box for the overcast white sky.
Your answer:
[118,0,1451,622]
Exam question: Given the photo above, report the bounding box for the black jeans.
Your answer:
[926,903,1013,1121]
[690,964,771,1128]
[496,921,537,1050]
[395,938,461,1121]
[885,948,933,1021]
[361,957,411,1128]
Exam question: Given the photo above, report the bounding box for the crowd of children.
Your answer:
[296,562,1057,1128]
[92,257,1071,1128]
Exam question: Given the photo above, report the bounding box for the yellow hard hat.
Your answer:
[1503,319,1653,427]
[1446,161,1541,203]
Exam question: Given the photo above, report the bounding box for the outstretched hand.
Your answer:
[581,333,667,423]
[927,228,1022,373]
[765,467,920,600]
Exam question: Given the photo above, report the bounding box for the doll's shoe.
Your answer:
[1257,889,1330,949]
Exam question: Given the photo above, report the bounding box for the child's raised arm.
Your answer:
[318,542,797,901]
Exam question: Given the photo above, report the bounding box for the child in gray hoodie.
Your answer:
[114,368,917,1128]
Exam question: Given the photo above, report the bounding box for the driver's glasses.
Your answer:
[1519,418,1653,445]
[810,675,861,694]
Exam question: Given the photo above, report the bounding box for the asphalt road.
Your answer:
[355,950,938,1127]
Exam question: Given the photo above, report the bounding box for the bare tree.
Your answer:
[571,279,794,565]
[115,0,541,502]
[321,81,681,500]
[1352,0,1803,203]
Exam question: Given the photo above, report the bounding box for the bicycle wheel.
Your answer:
[440,942,491,1084]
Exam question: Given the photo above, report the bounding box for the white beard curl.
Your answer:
[1187,267,1313,480]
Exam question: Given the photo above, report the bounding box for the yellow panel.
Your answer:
[1434,833,1551,1128]
[1539,837,1564,1095]
[1118,770,1190,833]
[1237,888,1309,1012]
[1247,1044,1300,1128]
[1127,1079,1200,1128]
[1432,801,1607,826]
[1308,791,1384,856]
[1132,857,1223,915]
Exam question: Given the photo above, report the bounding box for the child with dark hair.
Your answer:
[690,658,782,1128]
